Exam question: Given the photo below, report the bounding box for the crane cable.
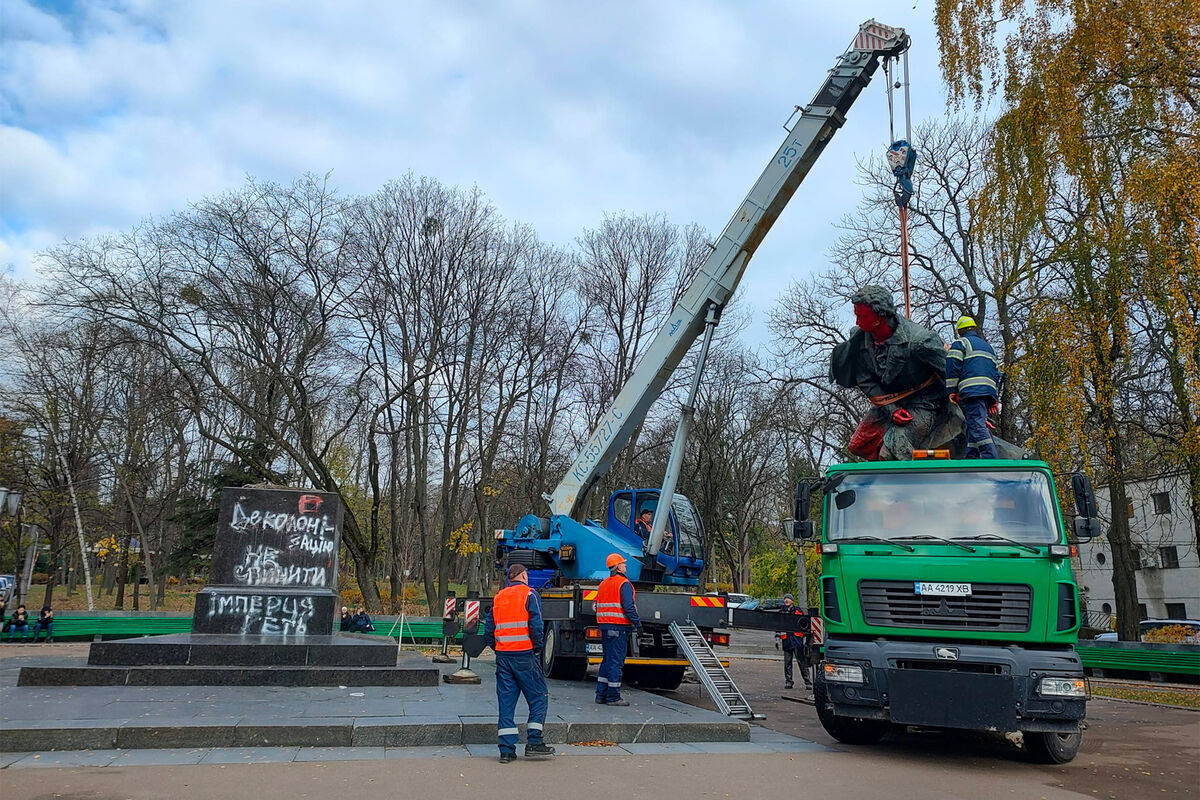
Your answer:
[884,53,916,319]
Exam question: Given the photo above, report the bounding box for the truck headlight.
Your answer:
[823,663,865,684]
[1039,677,1085,697]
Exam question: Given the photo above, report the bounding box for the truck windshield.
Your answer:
[827,470,1061,545]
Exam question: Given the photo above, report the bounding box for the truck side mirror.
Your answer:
[1073,516,1099,543]
[1071,473,1097,518]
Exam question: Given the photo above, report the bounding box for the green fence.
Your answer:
[2,612,458,643]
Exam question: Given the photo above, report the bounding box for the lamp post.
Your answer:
[0,487,24,604]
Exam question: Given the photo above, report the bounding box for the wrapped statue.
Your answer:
[829,286,953,461]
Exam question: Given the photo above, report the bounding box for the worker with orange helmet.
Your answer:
[593,553,642,706]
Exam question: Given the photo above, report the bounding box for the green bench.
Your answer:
[1077,642,1200,679]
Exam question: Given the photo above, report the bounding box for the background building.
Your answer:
[1078,474,1199,624]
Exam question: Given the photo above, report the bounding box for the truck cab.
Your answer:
[803,458,1096,763]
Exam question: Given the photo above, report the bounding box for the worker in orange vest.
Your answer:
[483,563,556,763]
[593,553,642,706]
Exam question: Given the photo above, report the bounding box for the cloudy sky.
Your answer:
[1,1,949,340]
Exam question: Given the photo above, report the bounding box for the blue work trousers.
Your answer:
[962,397,997,459]
[595,625,630,703]
[33,621,52,641]
[495,650,548,755]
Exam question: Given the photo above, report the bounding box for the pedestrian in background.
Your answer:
[5,604,29,641]
[32,605,53,643]
[777,594,812,690]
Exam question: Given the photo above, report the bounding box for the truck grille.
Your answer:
[858,580,1031,632]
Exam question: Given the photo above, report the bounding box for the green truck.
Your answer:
[793,456,1099,763]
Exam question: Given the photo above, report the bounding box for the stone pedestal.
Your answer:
[193,487,343,636]
[20,486,438,687]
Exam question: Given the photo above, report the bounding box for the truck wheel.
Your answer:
[1025,731,1081,764]
[651,666,686,691]
[813,679,890,745]
[542,622,588,681]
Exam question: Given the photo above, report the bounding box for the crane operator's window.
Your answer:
[612,494,633,530]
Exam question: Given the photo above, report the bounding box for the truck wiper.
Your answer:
[951,534,1040,554]
[837,536,915,552]
[896,535,976,553]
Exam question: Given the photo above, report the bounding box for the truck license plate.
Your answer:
[586,643,603,654]
[914,582,972,596]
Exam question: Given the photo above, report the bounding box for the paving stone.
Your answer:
[116,718,242,749]
[759,740,830,754]
[553,744,630,756]
[198,747,300,764]
[384,745,469,759]
[9,750,122,768]
[0,719,126,752]
[749,727,803,742]
[661,721,750,743]
[686,741,775,754]
[234,720,354,747]
[619,742,703,755]
[351,717,461,747]
[108,748,210,766]
[294,746,386,762]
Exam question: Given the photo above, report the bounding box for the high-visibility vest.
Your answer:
[595,574,635,626]
[492,584,534,652]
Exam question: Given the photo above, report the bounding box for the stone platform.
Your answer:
[0,650,749,752]
[16,633,437,688]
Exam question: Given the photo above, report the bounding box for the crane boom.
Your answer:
[548,20,910,520]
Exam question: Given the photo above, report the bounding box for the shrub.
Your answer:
[1142,624,1200,644]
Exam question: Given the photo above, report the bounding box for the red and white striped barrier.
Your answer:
[443,598,456,619]
[811,616,824,645]
[464,600,480,631]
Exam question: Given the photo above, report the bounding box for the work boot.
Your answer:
[607,698,629,707]
[524,742,555,758]
[594,697,606,704]
[785,682,793,690]
[498,751,516,764]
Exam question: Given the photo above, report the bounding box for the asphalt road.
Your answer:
[675,639,1200,799]
[1,638,1195,800]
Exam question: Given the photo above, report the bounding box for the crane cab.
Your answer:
[607,489,705,586]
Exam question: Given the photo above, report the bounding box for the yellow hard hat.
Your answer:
[955,316,977,332]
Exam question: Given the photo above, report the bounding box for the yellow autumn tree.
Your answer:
[936,0,1200,640]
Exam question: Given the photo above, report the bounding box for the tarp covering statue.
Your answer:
[829,285,958,461]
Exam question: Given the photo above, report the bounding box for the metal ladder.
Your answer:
[668,621,753,719]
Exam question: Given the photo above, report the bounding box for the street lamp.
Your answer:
[0,487,24,604]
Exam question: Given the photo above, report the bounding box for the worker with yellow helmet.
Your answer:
[947,315,1001,458]
[593,552,642,705]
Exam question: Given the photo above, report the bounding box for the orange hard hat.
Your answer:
[606,553,626,569]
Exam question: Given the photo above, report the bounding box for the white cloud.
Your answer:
[0,0,949,344]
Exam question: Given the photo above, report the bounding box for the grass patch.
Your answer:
[1091,685,1200,709]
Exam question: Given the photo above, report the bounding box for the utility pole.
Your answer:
[796,542,807,606]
